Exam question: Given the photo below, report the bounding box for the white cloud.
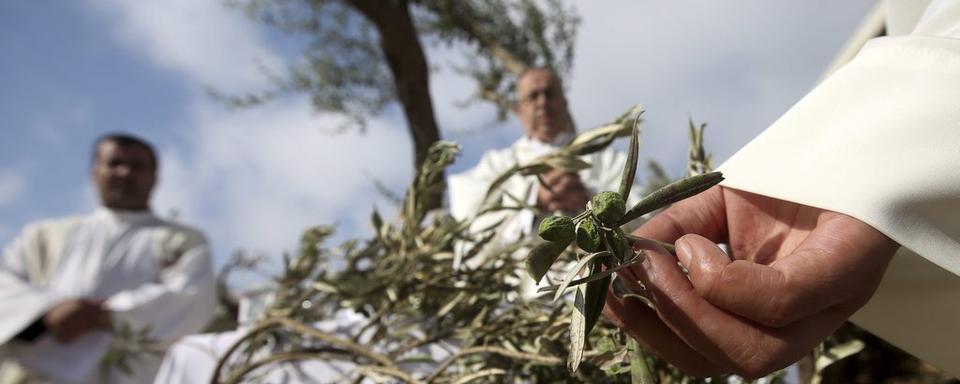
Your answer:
[88,0,878,264]
[89,0,414,259]
[0,169,27,207]
[91,0,284,93]
[0,224,12,243]
[31,103,93,146]
[569,0,876,172]
[154,99,412,259]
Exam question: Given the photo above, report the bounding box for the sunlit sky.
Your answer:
[0,1,875,267]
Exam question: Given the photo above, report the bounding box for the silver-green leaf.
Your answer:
[618,110,643,199]
[526,241,567,283]
[568,286,587,372]
[620,171,724,225]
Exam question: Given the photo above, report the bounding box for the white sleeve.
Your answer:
[105,229,217,345]
[0,225,55,345]
[718,32,960,377]
[449,150,539,245]
[0,225,106,384]
[579,149,644,206]
[913,0,960,37]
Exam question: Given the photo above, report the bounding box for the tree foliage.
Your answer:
[228,0,579,209]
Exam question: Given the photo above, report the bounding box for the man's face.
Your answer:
[90,141,156,210]
[515,69,570,143]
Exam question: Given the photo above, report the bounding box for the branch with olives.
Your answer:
[509,106,724,371]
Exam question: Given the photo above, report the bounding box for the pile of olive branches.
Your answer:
[209,106,856,383]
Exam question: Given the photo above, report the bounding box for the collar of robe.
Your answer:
[93,206,157,226]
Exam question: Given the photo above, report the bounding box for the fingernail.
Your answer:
[640,253,654,275]
[675,237,692,266]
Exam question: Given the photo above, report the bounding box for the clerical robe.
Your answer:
[449,136,639,298]
[449,136,639,242]
[0,208,217,384]
[719,0,960,376]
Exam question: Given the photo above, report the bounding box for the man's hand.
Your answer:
[536,169,590,213]
[43,299,111,343]
[604,186,899,378]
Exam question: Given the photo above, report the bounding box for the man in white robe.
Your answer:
[450,67,630,239]
[0,134,217,384]
[448,67,637,297]
[606,0,960,378]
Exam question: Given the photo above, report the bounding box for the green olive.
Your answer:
[538,215,575,243]
[576,219,604,253]
[606,229,631,262]
[592,191,626,226]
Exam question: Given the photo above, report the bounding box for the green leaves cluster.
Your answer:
[515,107,725,372]
[212,106,732,383]
[229,0,579,130]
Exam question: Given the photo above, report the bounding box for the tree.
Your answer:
[230,0,579,209]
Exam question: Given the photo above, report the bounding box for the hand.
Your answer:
[43,298,111,343]
[604,186,899,378]
[536,169,590,213]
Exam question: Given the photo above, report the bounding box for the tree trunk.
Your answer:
[348,0,444,211]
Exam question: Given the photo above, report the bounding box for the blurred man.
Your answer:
[0,134,216,384]
[448,68,637,298]
[450,67,635,241]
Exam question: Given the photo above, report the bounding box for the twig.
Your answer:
[210,317,404,384]
[425,346,564,383]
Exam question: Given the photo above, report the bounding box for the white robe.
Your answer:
[449,136,639,242]
[448,136,639,299]
[0,208,217,384]
[719,0,960,376]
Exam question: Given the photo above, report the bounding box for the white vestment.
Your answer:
[0,208,217,384]
[719,0,960,376]
[449,136,639,298]
[449,136,638,241]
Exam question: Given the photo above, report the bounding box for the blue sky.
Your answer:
[0,1,875,268]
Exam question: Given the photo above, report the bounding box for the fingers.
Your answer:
[675,211,897,327]
[604,282,726,377]
[675,234,806,327]
[606,242,726,377]
[632,186,727,244]
[539,172,589,212]
[638,244,850,378]
[44,299,109,343]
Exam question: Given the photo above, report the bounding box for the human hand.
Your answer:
[43,298,111,343]
[604,186,899,378]
[536,169,590,213]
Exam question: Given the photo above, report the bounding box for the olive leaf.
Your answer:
[605,228,631,263]
[539,254,644,294]
[583,259,609,336]
[568,103,643,149]
[618,110,643,199]
[544,155,591,172]
[627,338,655,384]
[566,258,608,373]
[515,163,554,176]
[553,250,610,302]
[624,233,677,255]
[812,339,865,384]
[525,241,568,283]
[619,171,724,225]
[568,285,587,372]
[688,117,714,176]
[481,105,643,207]
[371,209,386,241]
[437,291,467,317]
